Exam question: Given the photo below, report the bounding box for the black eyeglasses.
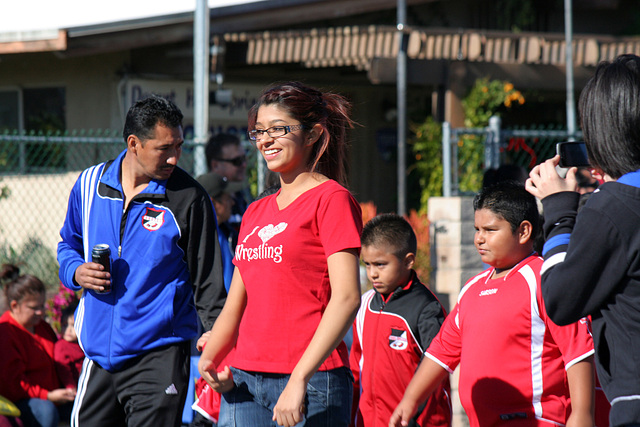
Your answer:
[214,155,247,167]
[248,124,305,142]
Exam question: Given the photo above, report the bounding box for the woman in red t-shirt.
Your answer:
[0,265,75,427]
[199,81,362,427]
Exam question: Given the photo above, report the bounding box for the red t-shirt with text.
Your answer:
[233,180,362,373]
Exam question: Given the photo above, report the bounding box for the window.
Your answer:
[0,87,66,172]
[0,89,20,132]
[23,87,65,133]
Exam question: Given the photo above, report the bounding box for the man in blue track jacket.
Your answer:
[57,96,226,427]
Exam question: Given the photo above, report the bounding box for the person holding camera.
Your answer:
[526,53,640,427]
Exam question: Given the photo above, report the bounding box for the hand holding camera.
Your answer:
[525,141,586,199]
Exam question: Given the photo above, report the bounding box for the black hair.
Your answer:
[473,181,541,240]
[579,54,640,179]
[122,95,183,144]
[1,264,45,304]
[206,133,241,170]
[61,300,79,324]
[576,167,599,191]
[361,213,417,260]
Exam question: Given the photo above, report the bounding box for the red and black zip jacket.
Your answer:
[350,271,452,427]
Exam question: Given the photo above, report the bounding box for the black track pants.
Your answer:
[71,341,190,427]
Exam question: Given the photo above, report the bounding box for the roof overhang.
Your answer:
[0,0,433,56]
[0,30,67,54]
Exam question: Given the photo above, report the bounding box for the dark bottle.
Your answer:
[92,244,111,294]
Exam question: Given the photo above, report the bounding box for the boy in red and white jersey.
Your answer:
[390,181,595,427]
[350,214,451,427]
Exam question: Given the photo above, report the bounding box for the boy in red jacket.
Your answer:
[350,213,451,427]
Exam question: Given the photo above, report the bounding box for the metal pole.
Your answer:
[487,115,501,170]
[565,0,576,141]
[193,0,209,176]
[442,122,451,197]
[397,0,407,216]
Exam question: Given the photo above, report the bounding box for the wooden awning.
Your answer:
[224,25,640,70]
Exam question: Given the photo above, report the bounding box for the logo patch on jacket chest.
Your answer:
[142,207,165,231]
[389,328,408,350]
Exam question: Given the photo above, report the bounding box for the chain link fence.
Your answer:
[0,131,210,293]
[442,116,583,196]
[1,123,583,292]
[502,125,581,171]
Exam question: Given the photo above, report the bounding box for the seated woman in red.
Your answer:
[0,265,75,427]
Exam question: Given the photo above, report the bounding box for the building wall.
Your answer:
[346,83,401,212]
[0,49,420,212]
[0,51,128,130]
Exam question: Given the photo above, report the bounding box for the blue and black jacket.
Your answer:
[540,171,640,426]
[58,149,226,372]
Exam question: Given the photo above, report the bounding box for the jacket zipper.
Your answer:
[370,296,387,421]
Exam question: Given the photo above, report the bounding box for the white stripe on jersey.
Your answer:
[80,164,102,262]
[540,252,566,276]
[75,295,86,353]
[565,348,595,370]
[355,290,376,377]
[520,263,546,419]
[424,352,455,374]
[77,164,102,354]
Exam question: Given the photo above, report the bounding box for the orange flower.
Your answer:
[360,201,377,225]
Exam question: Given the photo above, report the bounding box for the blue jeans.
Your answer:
[15,398,58,427]
[219,367,352,427]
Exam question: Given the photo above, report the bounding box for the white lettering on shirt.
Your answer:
[235,242,284,263]
[236,223,288,264]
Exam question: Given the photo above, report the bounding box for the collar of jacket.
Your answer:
[371,270,418,310]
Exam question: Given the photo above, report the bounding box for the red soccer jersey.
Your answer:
[233,180,362,373]
[426,255,594,426]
